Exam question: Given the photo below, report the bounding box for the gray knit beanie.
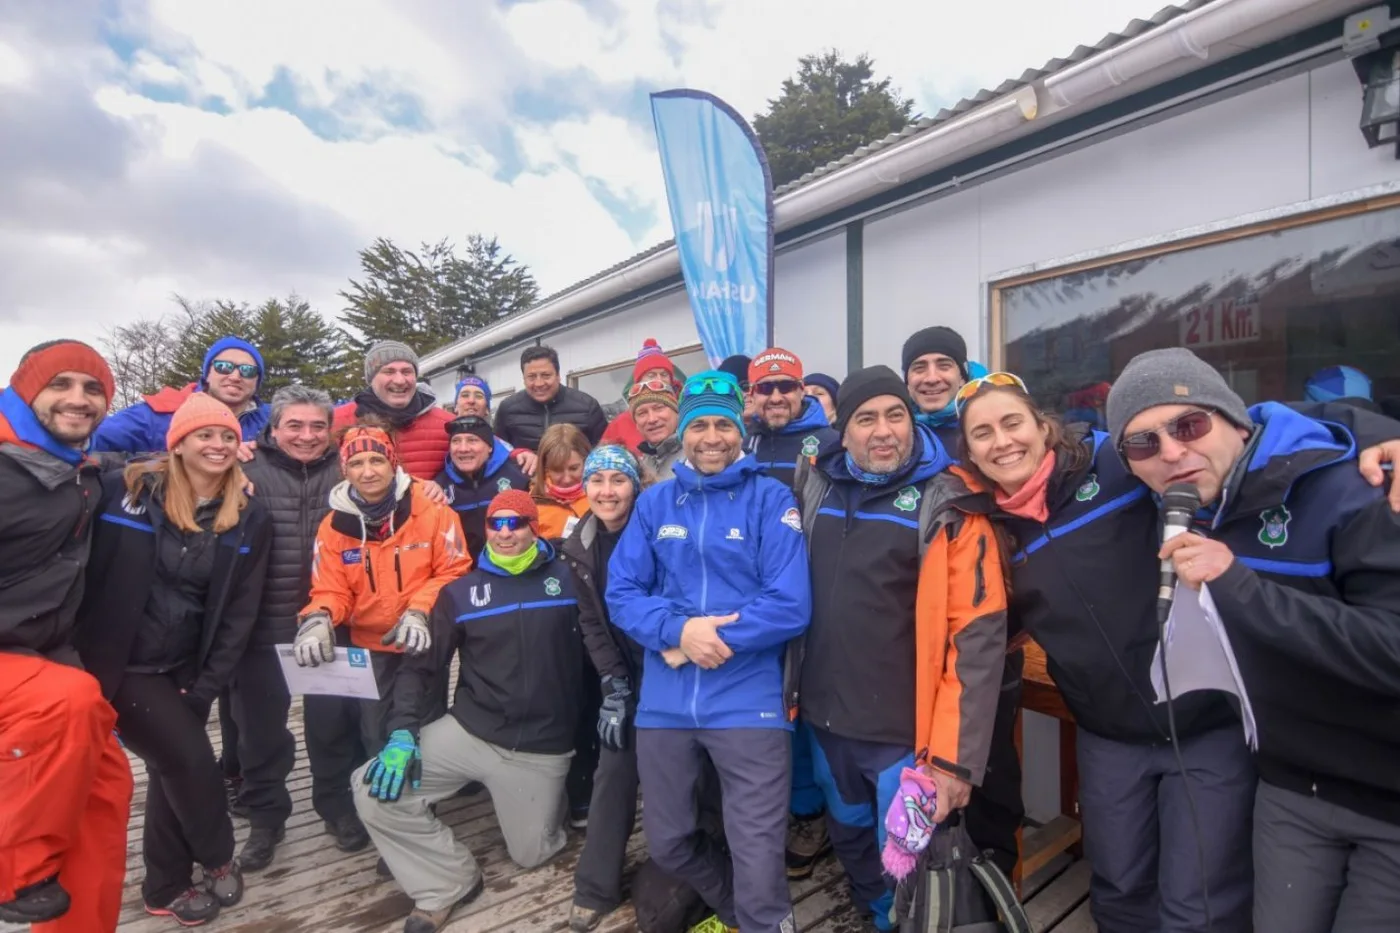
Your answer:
[1106,348,1252,455]
[364,340,419,383]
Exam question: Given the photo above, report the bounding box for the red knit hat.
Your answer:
[340,425,398,471]
[486,488,540,535]
[632,338,676,384]
[749,347,804,385]
[167,393,241,450]
[9,340,115,406]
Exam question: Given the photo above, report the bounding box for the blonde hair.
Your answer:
[124,453,249,534]
[531,423,592,496]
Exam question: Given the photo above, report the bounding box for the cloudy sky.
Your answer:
[0,0,1155,380]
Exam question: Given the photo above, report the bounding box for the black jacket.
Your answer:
[387,542,583,754]
[1205,404,1400,825]
[561,512,641,682]
[0,441,101,666]
[241,432,341,645]
[493,385,608,451]
[126,497,221,672]
[75,470,272,704]
[743,397,839,488]
[435,445,530,561]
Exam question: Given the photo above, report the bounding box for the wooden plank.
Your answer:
[1025,860,1092,933]
[1020,815,1082,881]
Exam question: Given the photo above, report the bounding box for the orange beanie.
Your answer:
[10,340,115,406]
[167,393,241,450]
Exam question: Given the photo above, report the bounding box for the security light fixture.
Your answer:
[1347,6,1400,154]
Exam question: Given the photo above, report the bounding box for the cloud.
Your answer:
[0,0,1155,381]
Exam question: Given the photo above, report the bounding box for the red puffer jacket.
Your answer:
[333,390,455,480]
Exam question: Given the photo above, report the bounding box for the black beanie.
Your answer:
[718,354,752,388]
[446,415,494,448]
[835,365,914,435]
[901,326,968,380]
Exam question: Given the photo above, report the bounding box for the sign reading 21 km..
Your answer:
[651,89,775,367]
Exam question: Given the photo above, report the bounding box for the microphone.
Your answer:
[1157,483,1201,624]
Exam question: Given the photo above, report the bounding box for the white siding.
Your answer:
[773,230,847,375]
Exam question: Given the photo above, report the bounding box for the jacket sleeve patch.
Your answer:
[781,508,802,532]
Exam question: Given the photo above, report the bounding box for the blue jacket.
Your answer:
[92,384,270,453]
[743,396,839,487]
[608,455,812,730]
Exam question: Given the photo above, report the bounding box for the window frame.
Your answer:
[566,342,706,388]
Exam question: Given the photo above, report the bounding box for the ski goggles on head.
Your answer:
[210,360,259,379]
[752,379,803,397]
[1118,409,1216,462]
[628,378,676,399]
[487,515,530,532]
[953,371,1027,415]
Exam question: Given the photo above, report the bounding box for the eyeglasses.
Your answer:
[210,360,259,379]
[1118,410,1215,462]
[752,379,802,397]
[953,372,1028,415]
[488,515,530,532]
[628,378,676,399]
[681,376,739,402]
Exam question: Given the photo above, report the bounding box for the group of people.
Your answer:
[1,322,1398,933]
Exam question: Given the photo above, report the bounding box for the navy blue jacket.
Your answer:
[434,439,530,560]
[92,385,270,454]
[1205,403,1400,824]
[744,396,839,487]
[608,456,812,731]
[389,541,583,754]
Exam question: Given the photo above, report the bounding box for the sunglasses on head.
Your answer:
[488,515,530,532]
[953,372,1028,415]
[681,376,739,402]
[752,379,802,397]
[628,378,675,398]
[211,360,259,379]
[1118,409,1215,462]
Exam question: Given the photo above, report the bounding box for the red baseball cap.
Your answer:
[748,348,804,385]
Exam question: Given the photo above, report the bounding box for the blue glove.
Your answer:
[596,676,634,752]
[363,729,422,802]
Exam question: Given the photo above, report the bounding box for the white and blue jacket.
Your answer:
[608,455,812,730]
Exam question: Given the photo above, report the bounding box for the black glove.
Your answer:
[596,676,634,752]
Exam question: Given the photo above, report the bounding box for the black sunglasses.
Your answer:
[211,360,259,379]
[752,379,802,397]
[1119,410,1215,462]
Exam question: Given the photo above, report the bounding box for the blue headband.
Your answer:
[583,444,641,491]
[455,375,492,407]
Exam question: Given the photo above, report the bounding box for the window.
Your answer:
[568,344,709,405]
[994,202,1400,428]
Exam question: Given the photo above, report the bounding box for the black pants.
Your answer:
[227,646,296,830]
[567,656,603,815]
[111,672,234,908]
[573,742,640,910]
[962,652,1026,878]
[217,685,240,780]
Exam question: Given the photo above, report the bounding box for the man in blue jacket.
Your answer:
[609,370,812,933]
[1110,348,1400,933]
[91,335,270,453]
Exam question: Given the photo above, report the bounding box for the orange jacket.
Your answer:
[534,494,590,543]
[304,479,471,650]
[913,465,1010,786]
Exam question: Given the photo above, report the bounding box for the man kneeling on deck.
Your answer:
[354,488,582,933]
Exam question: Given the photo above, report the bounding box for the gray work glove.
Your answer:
[293,612,335,667]
[382,609,431,656]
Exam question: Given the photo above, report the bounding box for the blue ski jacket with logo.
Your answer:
[608,455,812,730]
[743,396,839,487]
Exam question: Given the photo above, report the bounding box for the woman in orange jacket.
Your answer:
[531,423,593,543]
[291,426,471,827]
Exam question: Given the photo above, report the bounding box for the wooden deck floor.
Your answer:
[8,699,1094,932]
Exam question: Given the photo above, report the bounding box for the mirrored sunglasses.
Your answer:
[210,360,259,379]
[953,372,1028,415]
[487,515,530,532]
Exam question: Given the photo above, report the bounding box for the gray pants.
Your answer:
[636,727,793,933]
[1254,781,1400,933]
[1077,724,1255,933]
[353,714,571,911]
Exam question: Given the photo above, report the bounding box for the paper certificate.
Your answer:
[1151,582,1258,749]
[276,644,381,700]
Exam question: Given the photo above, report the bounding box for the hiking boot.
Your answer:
[568,805,589,831]
[402,874,485,932]
[687,916,738,933]
[0,875,70,924]
[325,813,371,852]
[568,903,607,931]
[785,811,832,879]
[224,776,249,819]
[203,860,244,908]
[237,824,285,872]
[145,887,220,926]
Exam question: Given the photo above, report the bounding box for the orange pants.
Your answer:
[0,652,133,933]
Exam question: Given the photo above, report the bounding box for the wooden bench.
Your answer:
[1015,640,1084,891]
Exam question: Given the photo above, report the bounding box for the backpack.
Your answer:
[892,821,1031,933]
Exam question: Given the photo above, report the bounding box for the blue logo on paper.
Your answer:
[342,548,362,565]
[347,648,368,668]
